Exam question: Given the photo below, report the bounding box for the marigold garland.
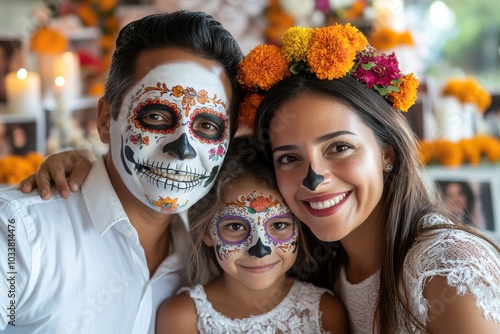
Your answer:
[418,135,500,167]
[238,23,419,129]
[442,77,492,113]
[0,152,45,185]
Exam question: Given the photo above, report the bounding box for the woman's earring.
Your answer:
[385,164,394,172]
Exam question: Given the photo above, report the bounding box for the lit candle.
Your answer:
[53,51,81,100]
[5,68,43,115]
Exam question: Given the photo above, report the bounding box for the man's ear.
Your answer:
[97,97,112,144]
[203,232,215,247]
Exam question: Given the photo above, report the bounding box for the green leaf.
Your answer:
[361,62,375,70]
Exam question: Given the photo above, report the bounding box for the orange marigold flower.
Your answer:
[442,77,491,113]
[239,45,289,91]
[308,25,358,80]
[459,139,481,165]
[341,23,369,52]
[239,94,264,129]
[77,3,99,27]
[434,139,463,167]
[31,27,68,55]
[418,140,436,164]
[389,73,419,112]
[370,27,399,51]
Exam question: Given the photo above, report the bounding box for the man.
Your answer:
[0,10,242,333]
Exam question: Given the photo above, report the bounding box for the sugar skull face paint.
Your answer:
[109,62,230,214]
[209,190,298,261]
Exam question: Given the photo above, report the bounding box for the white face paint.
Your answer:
[209,190,298,261]
[109,62,230,214]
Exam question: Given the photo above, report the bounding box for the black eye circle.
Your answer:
[136,104,178,131]
[192,113,225,141]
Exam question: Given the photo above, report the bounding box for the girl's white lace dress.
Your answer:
[179,279,332,334]
[337,214,500,334]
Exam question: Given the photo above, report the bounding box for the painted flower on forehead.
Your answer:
[238,45,290,91]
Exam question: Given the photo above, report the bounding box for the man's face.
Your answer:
[109,62,231,214]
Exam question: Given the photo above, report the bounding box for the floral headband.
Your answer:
[238,24,419,129]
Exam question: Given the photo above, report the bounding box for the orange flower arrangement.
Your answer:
[31,27,68,55]
[0,152,45,185]
[442,77,492,113]
[418,135,500,167]
[369,27,414,51]
[238,24,419,129]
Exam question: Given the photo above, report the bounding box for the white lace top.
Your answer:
[337,214,500,334]
[180,280,332,334]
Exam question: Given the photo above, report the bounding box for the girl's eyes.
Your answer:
[276,154,298,166]
[224,223,246,231]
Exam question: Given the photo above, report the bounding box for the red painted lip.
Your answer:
[239,262,278,274]
[302,191,351,217]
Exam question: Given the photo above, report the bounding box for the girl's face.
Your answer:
[268,93,392,242]
[204,177,298,291]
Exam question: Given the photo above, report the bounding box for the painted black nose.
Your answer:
[162,133,197,160]
[247,238,272,258]
[303,163,324,191]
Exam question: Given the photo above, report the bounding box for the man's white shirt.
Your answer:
[0,157,189,333]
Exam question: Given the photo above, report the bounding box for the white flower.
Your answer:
[279,0,315,20]
[328,0,356,10]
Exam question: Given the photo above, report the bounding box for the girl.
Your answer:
[156,135,348,333]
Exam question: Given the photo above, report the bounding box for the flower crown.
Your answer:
[238,24,419,129]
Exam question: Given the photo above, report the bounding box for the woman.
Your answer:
[243,25,500,333]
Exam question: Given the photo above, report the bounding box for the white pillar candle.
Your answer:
[5,68,43,115]
[53,51,81,100]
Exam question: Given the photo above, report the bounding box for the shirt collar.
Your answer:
[82,156,129,236]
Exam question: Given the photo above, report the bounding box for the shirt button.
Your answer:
[124,229,134,238]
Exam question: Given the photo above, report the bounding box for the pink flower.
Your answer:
[129,134,139,145]
[216,144,224,156]
[353,50,401,89]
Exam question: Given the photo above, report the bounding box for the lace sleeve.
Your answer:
[403,215,500,325]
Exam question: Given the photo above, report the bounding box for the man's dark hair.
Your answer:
[104,10,243,136]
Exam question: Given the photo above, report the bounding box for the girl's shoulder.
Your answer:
[403,214,500,324]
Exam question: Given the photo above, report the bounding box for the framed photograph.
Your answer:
[0,113,45,157]
[424,166,500,238]
[0,35,24,103]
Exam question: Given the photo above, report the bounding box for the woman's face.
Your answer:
[268,93,392,242]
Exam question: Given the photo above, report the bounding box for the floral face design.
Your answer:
[209,190,298,261]
[109,62,230,214]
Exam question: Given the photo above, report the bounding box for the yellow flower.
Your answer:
[434,139,463,167]
[308,25,359,80]
[281,26,314,62]
[31,27,68,55]
[239,45,290,91]
[239,94,264,129]
[389,73,419,112]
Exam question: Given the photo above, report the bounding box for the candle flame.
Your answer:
[55,76,65,87]
[17,68,28,80]
[62,51,74,63]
